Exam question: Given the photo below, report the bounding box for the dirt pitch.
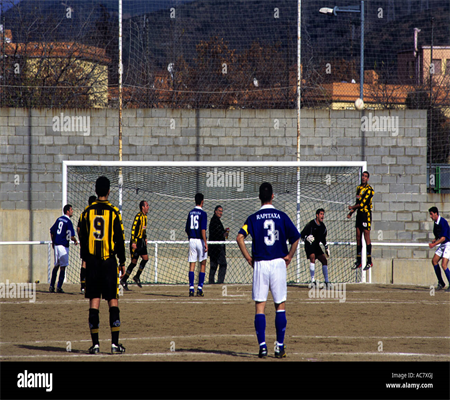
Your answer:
[0,283,449,362]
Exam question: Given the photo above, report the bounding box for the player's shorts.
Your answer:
[252,258,287,304]
[435,242,450,259]
[54,245,69,267]
[304,243,324,259]
[130,238,147,259]
[188,238,207,262]
[356,211,372,231]
[85,255,119,301]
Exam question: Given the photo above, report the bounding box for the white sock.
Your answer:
[310,262,315,282]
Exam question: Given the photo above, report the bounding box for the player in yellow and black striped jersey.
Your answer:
[120,201,150,290]
[347,171,374,271]
[78,176,126,355]
[77,195,96,293]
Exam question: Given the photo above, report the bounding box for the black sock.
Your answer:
[109,306,120,346]
[367,244,372,263]
[80,268,86,287]
[50,266,59,287]
[135,260,148,279]
[123,262,136,280]
[89,308,100,346]
[356,245,362,263]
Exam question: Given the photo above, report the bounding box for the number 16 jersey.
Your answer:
[239,205,301,261]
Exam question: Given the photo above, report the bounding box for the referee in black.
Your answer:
[79,176,126,354]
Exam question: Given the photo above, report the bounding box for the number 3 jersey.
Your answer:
[239,205,301,261]
[185,206,208,239]
[79,199,126,264]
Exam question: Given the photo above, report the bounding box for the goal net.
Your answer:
[63,161,366,286]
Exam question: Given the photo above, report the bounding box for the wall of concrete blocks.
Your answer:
[1,107,449,284]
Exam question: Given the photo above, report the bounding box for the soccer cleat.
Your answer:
[120,279,130,291]
[436,283,445,291]
[49,286,55,293]
[111,343,126,354]
[88,344,99,354]
[133,276,142,288]
[324,282,332,289]
[445,286,450,292]
[274,344,286,358]
[196,289,204,297]
[258,346,268,359]
[363,261,373,271]
[56,287,64,293]
[351,261,362,270]
[189,290,195,297]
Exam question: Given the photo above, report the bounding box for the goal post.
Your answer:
[62,161,367,285]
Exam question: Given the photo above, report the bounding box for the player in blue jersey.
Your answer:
[185,193,208,297]
[49,204,78,293]
[236,182,301,358]
[428,207,450,292]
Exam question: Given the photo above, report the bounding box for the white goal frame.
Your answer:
[62,160,369,283]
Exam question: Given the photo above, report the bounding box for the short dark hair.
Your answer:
[88,195,97,205]
[63,204,72,214]
[214,205,223,212]
[195,193,204,205]
[259,182,273,203]
[95,176,110,197]
[362,171,370,178]
[316,208,325,215]
[429,206,439,214]
[139,200,147,211]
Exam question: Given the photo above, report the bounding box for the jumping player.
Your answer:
[185,193,208,297]
[120,201,150,290]
[49,204,78,293]
[348,171,374,270]
[301,209,330,288]
[236,182,300,359]
[79,176,126,354]
[428,206,450,292]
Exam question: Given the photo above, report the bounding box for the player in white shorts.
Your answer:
[185,193,208,297]
[428,206,450,292]
[237,182,300,358]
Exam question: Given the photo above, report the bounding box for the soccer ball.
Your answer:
[354,98,364,111]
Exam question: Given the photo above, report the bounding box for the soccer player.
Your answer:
[77,195,97,293]
[301,208,330,288]
[208,205,229,284]
[185,193,208,297]
[236,182,300,359]
[49,204,78,293]
[428,206,450,292]
[78,176,126,354]
[120,201,150,290]
[347,171,374,270]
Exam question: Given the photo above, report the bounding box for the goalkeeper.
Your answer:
[300,209,330,288]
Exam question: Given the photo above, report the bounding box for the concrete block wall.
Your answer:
[1,107,449,284]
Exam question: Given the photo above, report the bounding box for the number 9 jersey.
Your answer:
[238,205,301,261]
[79,199,126,265]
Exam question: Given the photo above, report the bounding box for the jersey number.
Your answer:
[264,219,279,246]
[93,216,105,240]
[190,215,199,230]
[57,221,71,241]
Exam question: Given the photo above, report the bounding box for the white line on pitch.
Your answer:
[291,351,450,358]
[290,335,450,340]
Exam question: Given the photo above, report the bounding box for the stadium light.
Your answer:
[319,1,365,100]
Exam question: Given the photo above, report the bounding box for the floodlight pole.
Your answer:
[319,1,364,100]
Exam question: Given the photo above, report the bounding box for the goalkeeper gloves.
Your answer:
[306,235,315,244]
